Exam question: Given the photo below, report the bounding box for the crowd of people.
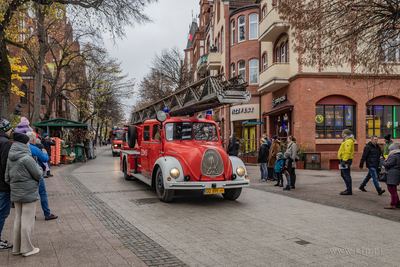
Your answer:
[0,117,58,256]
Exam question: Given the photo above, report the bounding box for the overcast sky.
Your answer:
[103,0,199,118]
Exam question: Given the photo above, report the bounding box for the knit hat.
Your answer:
[389,141,400,151]
[272,135,278,140]
[384,134,392,141]
[43,133,48,138]
[13,132,30,144]
[21,117,30,125]
[36,138,42,145]
[277,152,283,158]
[284,151,291,157]
[342,129,351,135]
[261,138,267,143]
[0,118,12,132]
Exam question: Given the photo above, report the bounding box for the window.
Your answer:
[275,48,280,63]
[165,122,193,141]
[18,19,26,42]
[238,60,246,80]
[231,20,235,45]
[238,16,245,42]
[366,105,400,138]
[41,86,46,105]
[152,124,161,141]
[221,28,224,52]
[249,59,258,84]
[382,31,400,63]
[262,53,268,70]
[231,63,235,78]
[193,123,219,141]
[262,6,267,18]
[218,33,221,52]
[316,105,356,139]
[281,44,286,62]
[274,38,289,63]
[20,84,28,104]
[249,13,258,40]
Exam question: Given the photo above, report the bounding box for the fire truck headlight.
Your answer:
[170,168,180,178]
[114,144,117,147]
[236,167,245,177]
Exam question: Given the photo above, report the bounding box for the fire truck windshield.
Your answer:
[113,132,124,140]
[165,122,192,141]
[193,122,219,141]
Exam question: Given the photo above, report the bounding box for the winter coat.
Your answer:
[258,143,270,163]
[274,158,284,173]
[283,157,293,175]
[5,141,42,203]
[267,139,281,168]
[227,139,235,156]
[383,140,394,158]
[286,141,298,169]
[13,122,32,134]
[29,143,49,167]
[338,134,355,162]
[42,138,55,156]
[359,141,382,169]
[234,141,240,156]
[0,130,12,192]
[60,140,69,156]
[380,151,400,185]
[84,139,90,149]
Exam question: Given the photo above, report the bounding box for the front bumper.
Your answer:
[112,147,121,153]
[166,179,250,190]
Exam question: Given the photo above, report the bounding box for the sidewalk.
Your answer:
[0,154,147,267]
[246,164,400,222]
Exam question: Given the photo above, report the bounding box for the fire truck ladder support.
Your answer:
[131,75,251,124]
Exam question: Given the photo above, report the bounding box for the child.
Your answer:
[283,151,293,191]
[274,152,284,187]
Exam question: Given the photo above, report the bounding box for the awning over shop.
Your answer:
[263,104,294,116]
[33,118,88,129]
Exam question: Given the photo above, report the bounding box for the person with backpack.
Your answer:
[274,152,284,187]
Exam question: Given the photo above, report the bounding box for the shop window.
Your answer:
[262,53,267,70]
[249,59,258,84]
[366,105,400,138]
[238,60,245,81]
[315,105,356,139]
[20,84,28,104]
[231,63,235,78]
[238,16,245,42]
[231,20,235,45]
[249,13,258,40]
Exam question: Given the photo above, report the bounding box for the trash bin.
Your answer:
[304,152,321,169]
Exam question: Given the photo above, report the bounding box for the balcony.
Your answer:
[197,54,208,74]
[259,7,290,43]
[206,52,221,71]
[258,63,290,93]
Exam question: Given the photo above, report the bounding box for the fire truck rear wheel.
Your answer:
[222,188,242,200]
[155,168,174,202]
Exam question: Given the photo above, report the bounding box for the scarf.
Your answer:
[385,149,400,161]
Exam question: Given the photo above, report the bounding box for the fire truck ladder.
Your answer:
[131,75,251,124]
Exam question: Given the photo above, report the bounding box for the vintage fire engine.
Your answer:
[110,129,124,156]
[120,75,252,202]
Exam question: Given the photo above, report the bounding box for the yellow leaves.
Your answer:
[8,56,28,97]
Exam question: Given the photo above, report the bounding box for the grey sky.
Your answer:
[103,0,199,117]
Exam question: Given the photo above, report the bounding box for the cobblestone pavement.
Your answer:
[1,146,400,266]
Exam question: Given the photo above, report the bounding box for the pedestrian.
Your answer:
[4,133,42,257]
[267,135,280,181]
[227,134,236,156]
[0,118,13,250]
[338,129,355,195]
[383,134,393,158]
[234,138,240,156]
[41,133,55,177]
[380,142,400,209]
[359,135,385,195]
[35,138,47,178]
[286,135,298,189]
[60,138,69,164]
[258,138,269,182]
[84,137,91,160]
[261,133,272,148]
[274,152,284,187]
[26,132,58,221]
[283,151,293,191]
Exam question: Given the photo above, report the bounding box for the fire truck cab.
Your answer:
[120,109,249,202]
[110,129,124,157]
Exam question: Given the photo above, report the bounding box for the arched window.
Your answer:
[249,13,258,40]
[262,53,268,70]
[275,48,280,63]
[281,43,286,62]
[218,33,221,52]
[20,84,28,104]
[231,63,235,78]
[41,86,46,105]
[249,59,258,84]
[238,16,245,42]
[262,6,267,18]
[221,27,224,53]
[238,60,246,81]
[366,96,400,138]
[231,20,235,45]
[274,34,289,63]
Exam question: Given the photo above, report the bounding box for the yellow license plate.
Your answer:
[204,188,225,194]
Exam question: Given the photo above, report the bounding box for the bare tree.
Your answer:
[136,69,174,107]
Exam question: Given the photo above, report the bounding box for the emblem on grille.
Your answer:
[201,149,224,177]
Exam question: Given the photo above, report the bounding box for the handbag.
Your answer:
[378,170,387,183]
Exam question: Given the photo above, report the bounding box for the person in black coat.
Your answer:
[258,138,269,182]
[283,152,293,191]
[226,137,235,156]
[359,136,385,195]
[380,142,400,209]
[41,133,55,177]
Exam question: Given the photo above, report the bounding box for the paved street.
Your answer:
[1,146,400,266]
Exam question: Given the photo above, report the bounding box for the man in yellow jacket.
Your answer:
[338,129,355,195]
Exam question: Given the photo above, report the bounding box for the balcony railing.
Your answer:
[259,7,290,42]
[197,54,208,69]
[207,52,221,71]
[258,63,290,93]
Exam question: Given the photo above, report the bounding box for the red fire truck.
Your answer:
[120,109,249,202]
[110,129,124,156]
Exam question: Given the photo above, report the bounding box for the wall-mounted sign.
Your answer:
[272,94,287,107]
[231,107,254,114]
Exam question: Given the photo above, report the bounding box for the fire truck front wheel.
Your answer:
[222,188,242,200]
[123,159,135,181]
[155,168,175,202]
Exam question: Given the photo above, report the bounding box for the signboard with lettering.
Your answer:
[231,107,254,114]
[272,94,287,107]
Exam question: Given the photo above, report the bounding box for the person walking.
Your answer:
[283,151,293,191]
[274,152,284,187]
[5,133,43,257]
[26,132,58,221]
[359,135,385,195]
[380,142,400,209]
[60,138,69,164]
[41,133,55,177]
[383,134,394,158]
[267,135,280,180]
[0,118,13,250]
[258,138,270,182]
[286,136,298,189]
[338,129,355,195]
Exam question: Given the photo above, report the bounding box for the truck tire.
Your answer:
[128,125,136,148]
[123,159,132,181]
[222,188,242,200]
[155,168,174,202]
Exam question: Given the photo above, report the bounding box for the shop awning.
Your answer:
[263,104,294,116]
[32,118,88,129]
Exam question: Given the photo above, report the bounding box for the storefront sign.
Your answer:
[272,94,287,107]
[231,107,254,114]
